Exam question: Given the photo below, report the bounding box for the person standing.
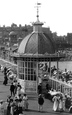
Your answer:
[23,94,29,111]
[3,75,8,85]
[4,67,7,77]
[38,83,42,95]
[18,99,23,114]
[58,94,64,112]
[52,95,59,112]
[3,67,8,85]
[17,82,22,89]
[16,82,22,97]
[38,94,44,112]
[13,81,17,95]
[46,83,51,92]
[10,83,15,97]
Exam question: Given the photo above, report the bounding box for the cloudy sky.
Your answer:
[0,0,72,35]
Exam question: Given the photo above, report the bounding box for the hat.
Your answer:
[39,94,42,97]
[0,100,4,103]
[67,95,71,98]
[15,98,18,101]
[7,95,11,97]
[10,98,13,102]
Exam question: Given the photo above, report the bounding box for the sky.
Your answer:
[0,0,72,36]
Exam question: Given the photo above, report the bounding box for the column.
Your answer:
[24,61,26,93]
[49,59,51,77]
[57,60,59,79]
[36,62,39,93]
[17,59,19,81]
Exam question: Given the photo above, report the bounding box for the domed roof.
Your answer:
[18,19,55,54]
[18,32,55,54]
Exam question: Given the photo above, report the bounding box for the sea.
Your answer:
[51,61,72,71]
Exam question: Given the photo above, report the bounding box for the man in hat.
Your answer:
[10,83,15,96]
[38,83,42,95]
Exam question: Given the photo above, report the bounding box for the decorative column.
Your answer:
[57,60,59,79]
[24,61,26,93]
[36,62,39,93]
[49,59,51,77]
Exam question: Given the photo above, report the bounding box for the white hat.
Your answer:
[0,100,4,103]
[39,94,42,97]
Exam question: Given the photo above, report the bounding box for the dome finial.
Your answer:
[35,2,41,22]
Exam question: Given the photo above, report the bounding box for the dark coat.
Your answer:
[38,84,42,94]
[65,97,71,109]
[10,84,15,92]
[38,96,44,105]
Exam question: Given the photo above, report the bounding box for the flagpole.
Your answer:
[35,2,41,21]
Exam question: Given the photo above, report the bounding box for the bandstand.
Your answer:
[11,4,65,93]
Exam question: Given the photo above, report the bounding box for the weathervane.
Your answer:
[35,2,41,21]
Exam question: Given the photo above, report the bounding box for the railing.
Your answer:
[0,58,17,67]
[48,77,72,97]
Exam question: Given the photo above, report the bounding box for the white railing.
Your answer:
[49,77,72,97]
[0,58,17,67]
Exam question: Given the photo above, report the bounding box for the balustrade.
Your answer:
[49,77,72,97]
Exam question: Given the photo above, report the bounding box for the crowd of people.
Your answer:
[2,66,17,86]
[1,64,72,114]
[50,66,72,84]
[3,67,8,85]
[0,81,29,115]
[52,90,72,113]
[0,82,72,114]
[39,62,72,84]
[0,65,29,115]
[38,82,72,113]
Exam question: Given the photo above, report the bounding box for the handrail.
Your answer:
[0,58,17,67]
[49,77,72,87]
[49,77,72,97]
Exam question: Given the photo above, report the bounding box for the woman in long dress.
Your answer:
[52,95,59,112]
[16,86,21,98]
[58,94,64,112]
[23,94,29,110]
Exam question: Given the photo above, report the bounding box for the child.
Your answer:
[38,94,44,112]
[18,99,23,114]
